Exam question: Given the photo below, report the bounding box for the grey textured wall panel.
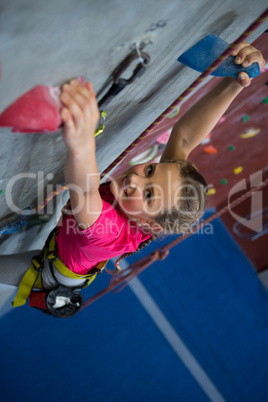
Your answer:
[0,0,267,219]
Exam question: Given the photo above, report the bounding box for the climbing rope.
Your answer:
[36,186,68,213]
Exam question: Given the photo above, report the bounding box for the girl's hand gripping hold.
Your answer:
[60,80,100,155]
[161,42,265,162]
[232,42,266,87]
[61,81,102,229]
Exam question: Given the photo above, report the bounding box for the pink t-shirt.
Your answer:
[55,183,151,275]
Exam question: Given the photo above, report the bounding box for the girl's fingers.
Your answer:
[232,43,265,69]
[86,82,96,95]
[61,108,75,136]
[241,50,264,68]
[63,82,97,112]
[237,72,251,87]
[231,41,248,56]
[61,91,84,129]
[61,108,70,122]
[68,82,99,118]
[63,84,89,105]
[61,84,99,130]
[234,45,253,65]
[69,80,94,100]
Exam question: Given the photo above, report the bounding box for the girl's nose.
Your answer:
[128,174,144,190]
[128,174,138,188]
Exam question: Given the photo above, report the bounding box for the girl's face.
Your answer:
[110,163,181,225]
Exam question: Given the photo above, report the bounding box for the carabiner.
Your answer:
[95,110,107,137]
[112,50,150,85]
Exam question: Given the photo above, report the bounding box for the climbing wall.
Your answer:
[0,0,267,226]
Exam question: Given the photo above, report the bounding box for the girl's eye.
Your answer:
[145,189,151,201]
[147,164,153,176]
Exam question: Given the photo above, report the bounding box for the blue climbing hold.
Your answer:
[0,208,30,237]
[177,34,260,78]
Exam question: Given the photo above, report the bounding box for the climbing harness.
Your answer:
[12,226,108,317]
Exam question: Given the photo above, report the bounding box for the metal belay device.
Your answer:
[29,286,83,318]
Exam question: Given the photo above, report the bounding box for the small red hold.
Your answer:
[203,145,218,154]
[0,77,85,134]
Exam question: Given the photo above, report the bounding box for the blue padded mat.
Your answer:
[0,210,268,402]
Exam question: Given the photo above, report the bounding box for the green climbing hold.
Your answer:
[0,189,3,196]
[228,145,235,151]
[262,97,268,104]
[168,106,181,118]
[220,179,228,185]
[242,114,250,122]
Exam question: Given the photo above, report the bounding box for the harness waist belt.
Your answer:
[12,228,108,307]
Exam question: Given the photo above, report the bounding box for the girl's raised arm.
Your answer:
[160,42,265,162]
[61,80,102,229]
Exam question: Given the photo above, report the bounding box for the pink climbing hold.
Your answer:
[157,130,171,144]
[260,62,268,73]
[218,116,226,124]
[0,76,85,134]
[0,86,62,133]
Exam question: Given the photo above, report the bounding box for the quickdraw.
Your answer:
[94,49,150,136]
[97,49,150,110]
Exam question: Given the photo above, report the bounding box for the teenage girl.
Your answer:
[0,42,265,295]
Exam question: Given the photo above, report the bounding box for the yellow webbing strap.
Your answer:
[46,232,108,281]
[12,258,42,307]
[12,229,109,307]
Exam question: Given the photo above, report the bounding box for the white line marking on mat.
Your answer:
[119,260,225,402]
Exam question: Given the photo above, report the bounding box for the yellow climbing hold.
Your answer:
[233,166,243,175]
[207,188,216,195]
[240,128,260,139]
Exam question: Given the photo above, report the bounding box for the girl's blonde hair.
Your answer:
[114,159,207,270]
